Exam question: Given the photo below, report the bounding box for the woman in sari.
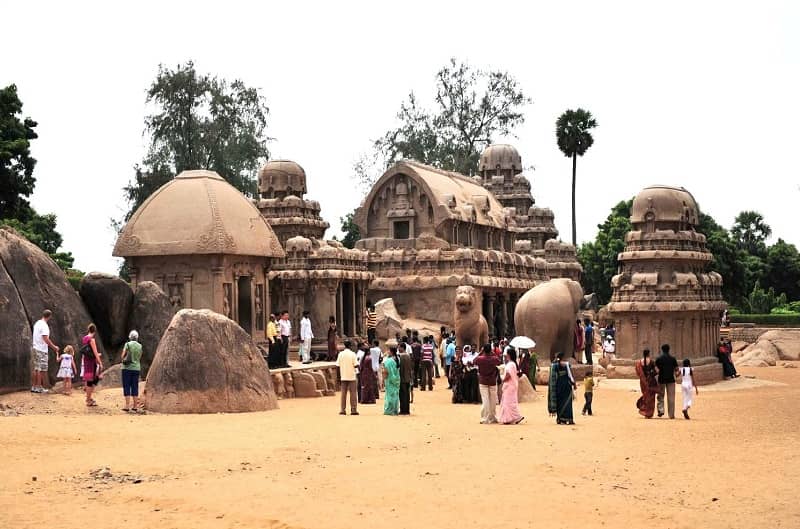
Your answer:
[359,348,377,404]
[382,346,400,415]
[635,349,658,418]
[449,347,465,403]
[548,352,576,425]
[327,316,338,361]
[499,349,524,424]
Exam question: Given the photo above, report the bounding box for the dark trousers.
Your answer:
[434,360,440,378]
[122,369,139,397]
[584,344,593,365]
[280,336,290,367]
[267,340,278,368]
[583,392,593,415]
[413,359,421,387]
[444,364,451,387]
[420,361,434,390]
[340,380,357,413]
[367,328,376,343]
[399,382,411,414]
[356,373,362,403]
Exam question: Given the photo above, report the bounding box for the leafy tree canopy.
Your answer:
[120,61,271,223]
[731,210,771,257]
[338,212,360,249]
[577,199,632,304]
[555,108,597,158]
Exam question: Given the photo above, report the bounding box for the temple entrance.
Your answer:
[237,276,252,334]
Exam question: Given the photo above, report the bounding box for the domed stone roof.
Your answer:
[631,185,699,227]
[478,144,523,174]
[258,160,307,197]
[113,170,285,258]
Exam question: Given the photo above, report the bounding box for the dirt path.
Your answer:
[2,366,799,529]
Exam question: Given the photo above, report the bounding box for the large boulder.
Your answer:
[146,309,278,413]
[374,298,405,341]
[128,281,174,377]
[79,272,134,352]
[0,228,102,392]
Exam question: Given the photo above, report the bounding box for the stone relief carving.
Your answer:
[223,283,233,319]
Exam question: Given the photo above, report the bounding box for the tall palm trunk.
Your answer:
[571,152,577,246]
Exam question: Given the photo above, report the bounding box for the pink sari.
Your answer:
[499,361,523,424]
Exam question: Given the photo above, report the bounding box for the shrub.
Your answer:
[729,313,800,326]
[790,301,800,313]
[771,307,799,315]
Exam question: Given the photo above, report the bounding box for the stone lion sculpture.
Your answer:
[514,278,584,361]
[454,285,489,348]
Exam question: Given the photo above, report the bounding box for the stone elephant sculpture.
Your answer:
[514,278,583,361]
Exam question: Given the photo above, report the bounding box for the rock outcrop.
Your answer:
[0,228,101,392]
[736,330,800,367]
[517,375,538,402]
[374,298,405,340]
[146,309,278,413]
[79,272,134,352]
[128,281,174,377]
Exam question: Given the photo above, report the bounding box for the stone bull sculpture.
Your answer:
[514,278,584,361]
[454,285,489,348]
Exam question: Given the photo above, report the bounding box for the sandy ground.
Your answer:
[2,366,799,529]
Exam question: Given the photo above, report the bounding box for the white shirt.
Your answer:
[370,347,382,372]
[355,349,365,374]
[462,351,478,366]
[336,348,358,381]
[32,319,50,352]
[300,317,313,340]
[279,319,292,337]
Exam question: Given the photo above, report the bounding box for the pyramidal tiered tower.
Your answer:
[605,185,727,384]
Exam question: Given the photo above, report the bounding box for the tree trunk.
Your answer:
[571,153,577,246]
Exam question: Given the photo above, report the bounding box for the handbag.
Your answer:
[122,342,133,366]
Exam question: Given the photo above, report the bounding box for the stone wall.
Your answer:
[270,364,340,399]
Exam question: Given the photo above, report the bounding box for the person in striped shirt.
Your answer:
[365,303,377,343]
[420,336,435,391]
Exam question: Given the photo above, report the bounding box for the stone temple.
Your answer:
[604,185,727,383]
[114,144,581,350]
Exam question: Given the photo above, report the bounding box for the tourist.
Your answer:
[267,314,279,368]
[121,330,143,413]
[397,342,413,415]
[548,352,576,425]
[81,323,103,407]
[583,318,594,365]
[582,371,594,416]
[420,336,435,391]
[370,340,382,394]
[299,311,313,364]
[56,345,76,396]
[355,343,366,403]
[717,339,739,379]
[498,348,524,425]
[437,326,448,379]
[680,359,699,420]
[336,340,359,416]
[461,345,481,403]
[327,316,338,361]
[450,346,464,403]
[445,338,456,388]
[602,335,616,360]
[410,337,422,388]
[518,348,531,382]
[359,346,377,404]
[278,311,292,368]
[475,344,501,424]
[365,302,377,344]
[573,319,584,361]
[382,346,400,415]
[655,344,680,419]
[605,323,616,340]
[31,309,59,393]
[635,349,659,418]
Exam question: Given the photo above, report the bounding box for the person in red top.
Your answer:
[475,344,501,424]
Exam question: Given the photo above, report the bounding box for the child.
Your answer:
[681,359,699,420]
[582,372,595,416]
[56,345,77,395]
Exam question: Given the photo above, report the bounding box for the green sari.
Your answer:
[383,356,400,415]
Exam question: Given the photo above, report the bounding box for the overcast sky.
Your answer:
[4,1,799,274]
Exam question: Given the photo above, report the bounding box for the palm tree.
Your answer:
[731,210,772,256]
[556,109,598,246]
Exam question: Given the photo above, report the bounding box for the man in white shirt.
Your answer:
[369,340,382,391]
[336,340,359,415]
[299,311,314,364]
[31,309,59,393]
[278,311,292,368]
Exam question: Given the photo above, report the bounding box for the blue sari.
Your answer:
[383,356,400,415]
[547,361,574,424]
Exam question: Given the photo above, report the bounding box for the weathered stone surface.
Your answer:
[128,281,174,377]
[309,371,331,394]
[514,278,583,361]
[292,371,323,398]
[454,285,489,348]
[517,374,537,402]
[98,364,125,389]
[593,364,607,377]
[374,298,405,340]
[146,309,278,414]
[79,272,133,352]
[271,373,286,398]
[736,331,800,367]
[0,228,102,392]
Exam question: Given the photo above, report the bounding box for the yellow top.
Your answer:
[266,320,278,343]
[584,376,595,392]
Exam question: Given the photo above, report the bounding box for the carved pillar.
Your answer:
[497,294,508,338]
[653,318,662,351]
[211,265,224,314]
[350,281,357,338]
[631,317,639,360]
[336,284,343,337]
[485,293,496,338]
[129,265,139,290]
[182,274,193,310]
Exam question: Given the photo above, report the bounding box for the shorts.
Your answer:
[32,348,49,372]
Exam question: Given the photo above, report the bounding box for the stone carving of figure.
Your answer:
[169,283,184,309]
[223,283,232,319]
[255,285,264,330]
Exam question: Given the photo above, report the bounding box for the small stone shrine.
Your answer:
[604,185,727,384]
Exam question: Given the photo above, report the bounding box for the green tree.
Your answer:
[731,210,771,257]
[339,212,360,249]
[121,61,271,222]
[0,84,74,270]
[764,238,800,300]
[0,84,38,219]
[358,58,530,186]
[744,281,787,314]
[698,212,747,305]
[577,199,632,304]
[556,108,598,246]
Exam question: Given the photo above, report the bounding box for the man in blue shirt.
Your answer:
[445,338,456,388]
[583,318,594,365]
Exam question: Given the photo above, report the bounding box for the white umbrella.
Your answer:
[509,336,536,349]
